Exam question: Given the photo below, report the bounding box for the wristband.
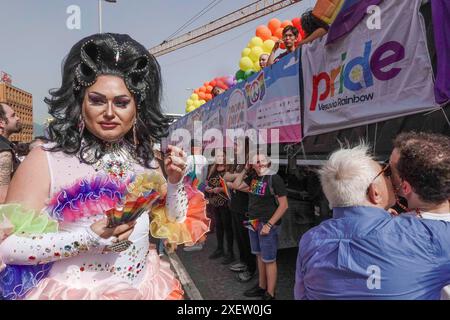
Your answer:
[266,222,273,229]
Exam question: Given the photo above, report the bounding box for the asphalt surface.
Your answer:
[173,230,299,300]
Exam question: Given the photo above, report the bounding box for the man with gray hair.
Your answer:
[295,144,450,299]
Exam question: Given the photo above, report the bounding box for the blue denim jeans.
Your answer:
[248,223,279,263]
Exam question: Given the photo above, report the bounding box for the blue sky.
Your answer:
[0,0,314,132]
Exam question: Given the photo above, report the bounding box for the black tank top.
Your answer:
[0,135,20,177]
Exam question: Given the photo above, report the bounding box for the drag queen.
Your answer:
[0,33,208,300]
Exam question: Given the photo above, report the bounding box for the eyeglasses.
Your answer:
[373,162,392,180]
[366,160,391,194]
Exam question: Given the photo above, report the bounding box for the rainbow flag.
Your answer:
[243,219,261,232]
[185,170,207,192]
[312,0,344,25]
[326,0,382,44]
[105,189,159,227]
[219,176,231,200]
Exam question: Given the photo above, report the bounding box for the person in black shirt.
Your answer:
[232,153,288,300]
[224,141,257,282]
[205,150,235,265]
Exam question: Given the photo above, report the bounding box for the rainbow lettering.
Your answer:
[310,40,405,111]
[250,178,267,196]
[245,72,266,107]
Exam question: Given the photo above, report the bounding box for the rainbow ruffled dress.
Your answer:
[0,148,209,300]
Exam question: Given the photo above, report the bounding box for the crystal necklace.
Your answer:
[83,139,136,180]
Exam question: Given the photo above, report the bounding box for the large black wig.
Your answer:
[45,33,170,168]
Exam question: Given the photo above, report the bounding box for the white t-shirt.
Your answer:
[186,154,209,183]
[418,211,450,300]
[419,212,450,221]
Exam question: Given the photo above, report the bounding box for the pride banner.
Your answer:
[169,49,302,147]
[245,50,302,143]
[302,0,438,137]
[220,49,302,144]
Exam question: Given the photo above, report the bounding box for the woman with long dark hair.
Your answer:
[205,149,235,264]
[0,33,208,300]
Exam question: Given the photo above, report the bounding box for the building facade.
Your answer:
[0,82,33,142]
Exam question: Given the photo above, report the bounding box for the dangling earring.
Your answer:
[133,118,138,147]
[78,116,85,137]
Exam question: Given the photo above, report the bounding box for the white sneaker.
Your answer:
[183,243,204,252]
[229,262,247,272]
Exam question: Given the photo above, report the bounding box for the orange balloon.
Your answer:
[275,27,284,39]
[256,25,272,41]
[216,81,227,90]
[268,18,281,34]
[199,86,206,93]
[198,92,206,100]
[204,82,211,87]
[210,80,217,87]
[194,89,200,94]
[281,20,293,28]
[270,36,279,42]
[206,85,213,92]
[292,17,301,30]
[206,93,213,100]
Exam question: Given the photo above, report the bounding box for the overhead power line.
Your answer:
[160,3,295,69]
[165,0,223,41]
[149,0,302,57]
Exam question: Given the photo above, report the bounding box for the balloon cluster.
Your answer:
[237,17,305,78]
[185,75,236,113]
[184,16,307,113]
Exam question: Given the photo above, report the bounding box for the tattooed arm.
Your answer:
[0,151,12,203]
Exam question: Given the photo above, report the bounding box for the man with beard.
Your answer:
[0,103,22,203]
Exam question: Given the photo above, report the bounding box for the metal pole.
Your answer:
[98,0,102,33]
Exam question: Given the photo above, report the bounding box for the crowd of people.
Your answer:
[0,8,448,301]
[170,130,450,301]
[177,139,288,300]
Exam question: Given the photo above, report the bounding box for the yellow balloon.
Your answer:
[190,93,199,101]
[199,100,206,105]
[195,100,202,108]
[253,61,261,72]
[186,105,195,113]
[239,56,254,72]
[249,36,263,48]
[241,47,251,57]
[249,46,264,63]
[186,99,194,106]
[263,39,275,53]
